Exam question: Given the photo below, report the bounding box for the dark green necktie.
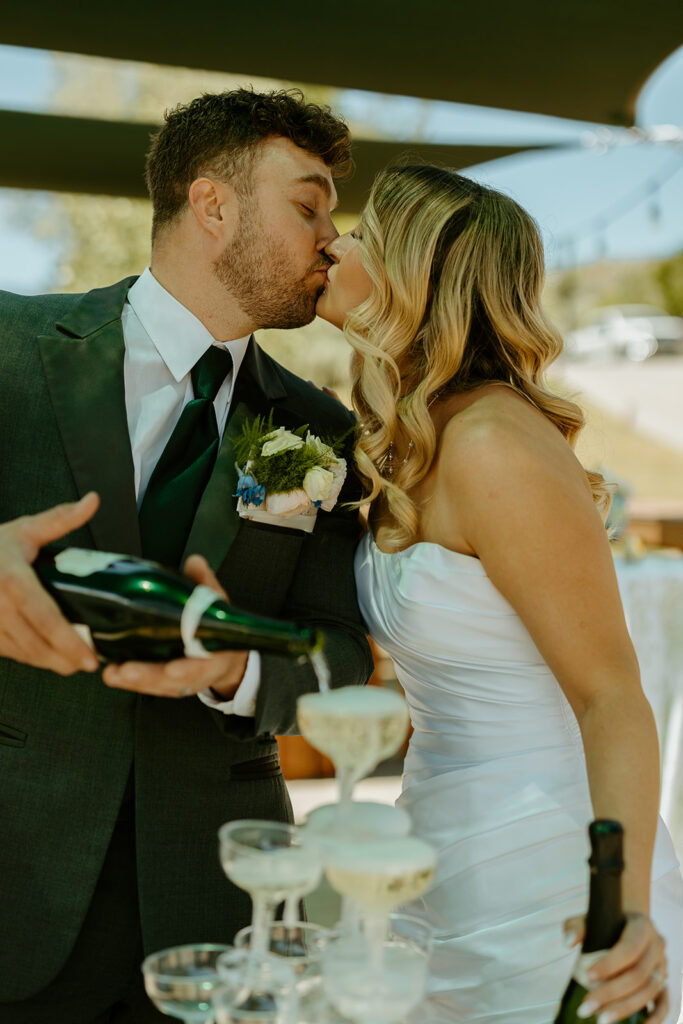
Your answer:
[139,345,232,568]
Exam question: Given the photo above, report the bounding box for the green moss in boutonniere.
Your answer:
[250,446,327,492]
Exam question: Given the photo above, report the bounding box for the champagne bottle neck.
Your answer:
[582,868,625,953]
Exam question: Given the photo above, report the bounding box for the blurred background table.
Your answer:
[613,549,683,858]
[626,500,683,550]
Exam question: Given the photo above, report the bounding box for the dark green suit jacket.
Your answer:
[0,277,373,1001]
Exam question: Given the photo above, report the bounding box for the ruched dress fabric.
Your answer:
[354,533,683,1023]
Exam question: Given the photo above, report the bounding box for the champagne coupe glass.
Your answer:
[141,943,232,1024]
[324,836,437,916]
[322,913,433,1024]
[305,801,412,842]
[218,820,322,958]
[213,948,296,1024]
[297,686,410,824]
[304,801,412,932]
[324,834,437,982]
[234,921,330,1024]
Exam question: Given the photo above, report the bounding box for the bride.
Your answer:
[315,164,683,1023]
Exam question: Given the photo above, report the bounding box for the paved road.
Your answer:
[554,355,683,455]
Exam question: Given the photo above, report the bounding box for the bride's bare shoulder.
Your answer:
[436,385,587,494]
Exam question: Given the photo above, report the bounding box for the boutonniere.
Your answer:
[234,412,350,533]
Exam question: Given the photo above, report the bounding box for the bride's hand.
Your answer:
[563,912,669,1023]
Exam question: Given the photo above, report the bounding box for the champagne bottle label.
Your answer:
[180,584,220,659]
[73,623,96,650]
[572,949,606,989]
[55,549,120,577]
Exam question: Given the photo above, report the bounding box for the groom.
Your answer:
[0,89,372,1022]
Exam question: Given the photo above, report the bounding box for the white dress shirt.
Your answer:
[122,268,260,716]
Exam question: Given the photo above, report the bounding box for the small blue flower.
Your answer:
[235,473,266,507]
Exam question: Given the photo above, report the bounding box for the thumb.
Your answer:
[20,492,100,557]
[563,915,586,949]
[183,554,229,602]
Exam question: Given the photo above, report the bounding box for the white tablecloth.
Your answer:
[614,552,683,859]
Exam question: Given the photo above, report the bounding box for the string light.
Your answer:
[555,150,683,262]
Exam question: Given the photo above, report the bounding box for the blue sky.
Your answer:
[0,43,681,293]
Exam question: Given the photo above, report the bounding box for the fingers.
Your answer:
[578,915,668,1024]
[584,979,668,1024]
[0,554,99,673]
[102,649,247,699]
[0,608,89,676]
[15,492,100,558]
[585,914,658,985]
[182,554,229,601]
[563,915,585,949]
[647,989,670,1024]
[0,493,101,673]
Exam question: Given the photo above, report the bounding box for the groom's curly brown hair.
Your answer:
[145,88,352,238]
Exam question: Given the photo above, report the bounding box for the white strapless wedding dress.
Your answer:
[354,533,683,1023]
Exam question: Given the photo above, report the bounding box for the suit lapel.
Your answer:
[40,295,295,569]
[181,338,289,570]
[38,277,141,556]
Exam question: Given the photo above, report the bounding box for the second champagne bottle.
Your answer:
[553,819,648,1024]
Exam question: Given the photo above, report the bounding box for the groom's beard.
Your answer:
[214,206,327,330]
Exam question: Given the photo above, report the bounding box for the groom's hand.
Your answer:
[102,554,248,700]
[0,493,101,675]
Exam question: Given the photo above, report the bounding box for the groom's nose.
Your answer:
[316,213,339,251]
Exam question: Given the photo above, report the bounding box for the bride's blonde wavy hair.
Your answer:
[346,164,611,550]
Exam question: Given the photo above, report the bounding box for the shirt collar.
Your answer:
[126,267,250,382]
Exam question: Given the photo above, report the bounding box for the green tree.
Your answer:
[656,251,683,315]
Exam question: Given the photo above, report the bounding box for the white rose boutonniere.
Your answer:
[260,427,305,457]
[234,412,351,533]
[303,466,335,503]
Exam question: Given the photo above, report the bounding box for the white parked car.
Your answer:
[563,305,683,362]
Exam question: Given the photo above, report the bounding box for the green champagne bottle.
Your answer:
[553,820,647,1024]
[36,547,324,664]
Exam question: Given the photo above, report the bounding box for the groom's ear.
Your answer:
[188,177,239,242]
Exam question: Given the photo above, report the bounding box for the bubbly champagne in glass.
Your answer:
[322,913,433,1024]
[218,821,322,959]
[225,847,322,904]
[324,836,437,916]
[297,686,410,814]
[305,801,412,842]
[325,832,437,1008]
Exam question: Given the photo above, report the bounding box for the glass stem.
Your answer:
[340,896,362,934]
[250,895,276,957]
[336,766,356,828]
[283,895,299,927]
[365,913,388,975]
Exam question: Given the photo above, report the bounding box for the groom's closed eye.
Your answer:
[291,173,339,213]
